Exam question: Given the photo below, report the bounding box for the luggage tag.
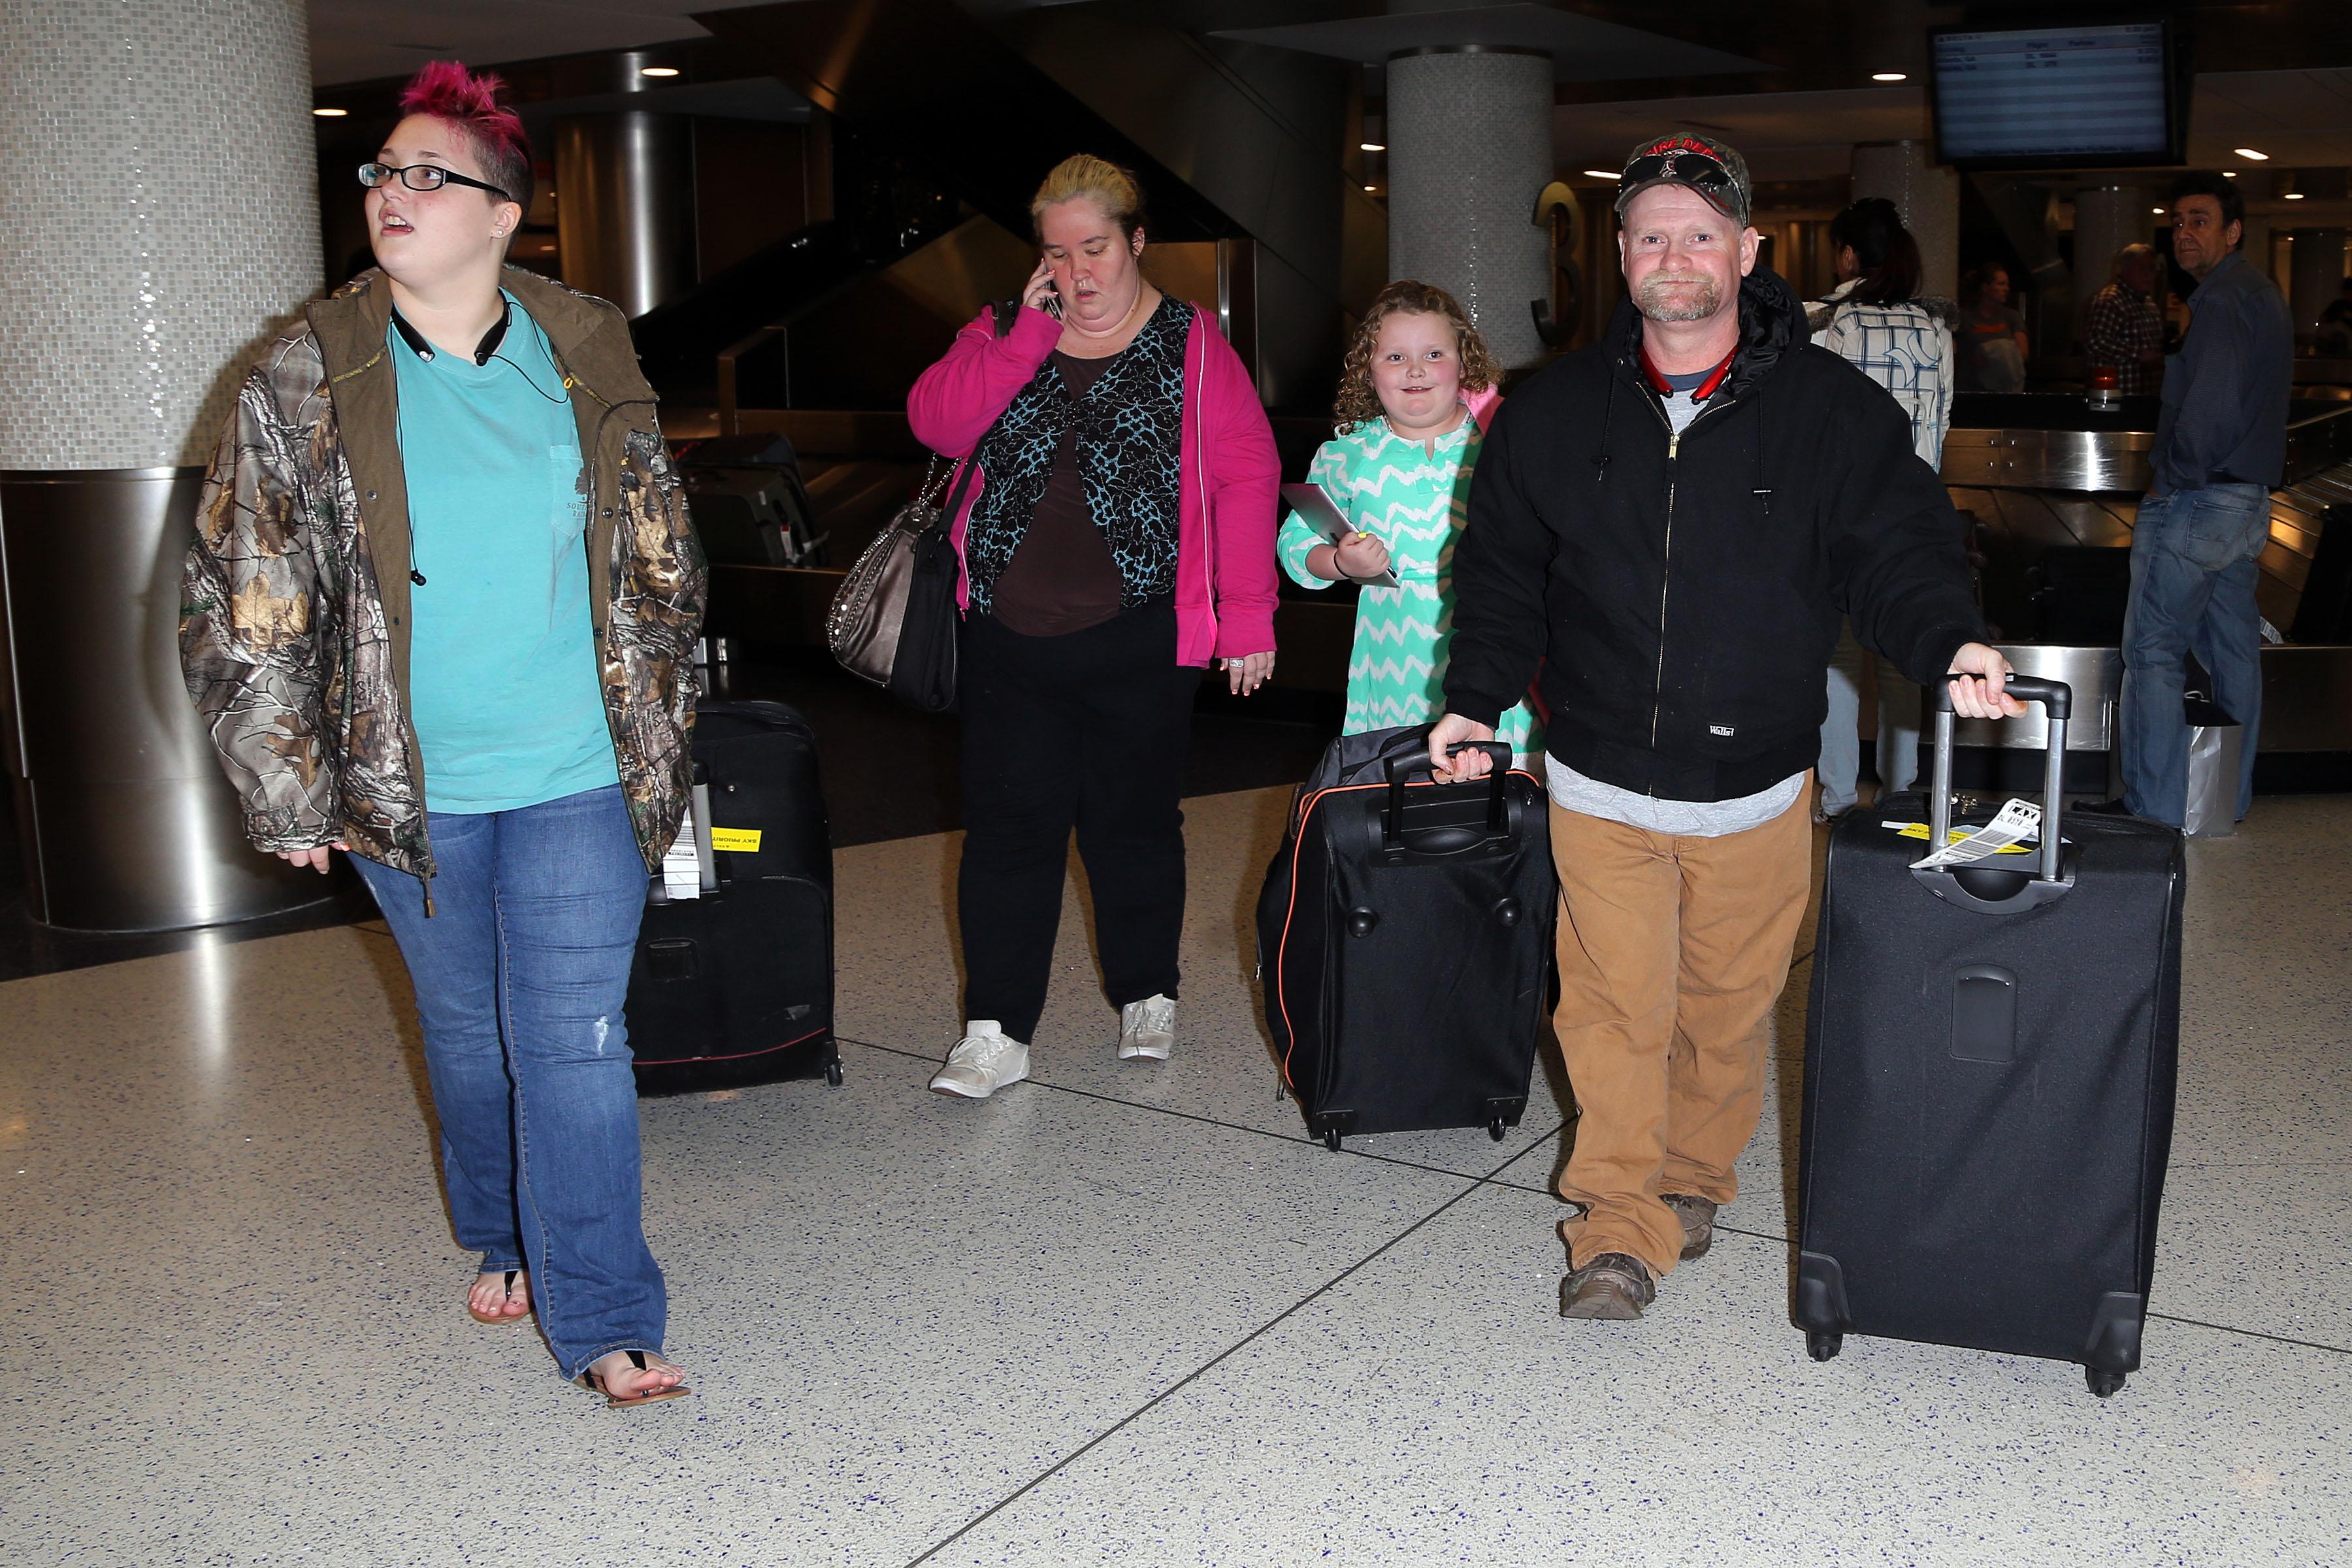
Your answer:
[1881,823,2035,856]
[1905,797,2042,871]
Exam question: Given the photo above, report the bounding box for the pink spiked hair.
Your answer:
[396,61,533,214]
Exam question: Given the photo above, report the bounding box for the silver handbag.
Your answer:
[825,455,967,711]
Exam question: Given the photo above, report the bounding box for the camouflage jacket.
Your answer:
[180,267,706,883]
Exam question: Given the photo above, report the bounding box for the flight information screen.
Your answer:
[1933,23,2173,164]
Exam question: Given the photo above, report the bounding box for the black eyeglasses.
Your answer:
[1622,151,1735,193]
[359,162,512,202]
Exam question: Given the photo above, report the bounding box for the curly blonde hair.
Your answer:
[1030,154,1148,242]
[1331,280,1499,433]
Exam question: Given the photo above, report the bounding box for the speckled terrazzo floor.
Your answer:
[4,791,2348,1567]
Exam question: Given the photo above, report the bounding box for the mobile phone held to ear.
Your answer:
[1042,278,1064,318]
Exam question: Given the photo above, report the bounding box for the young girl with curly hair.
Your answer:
[1278,280,1541,758]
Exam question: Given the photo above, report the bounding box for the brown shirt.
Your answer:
[990,351,1126,637]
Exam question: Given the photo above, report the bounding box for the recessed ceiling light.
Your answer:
[539,243,556,252]
[640,66,679,78]
[1360,142,1384,152]
[2285,191,2306,200]
[1582,169,1618,180]
[1872,72,1908,83]
[2152,206,2165,214]
[2223,171,2239,178]
[312,107,348,118]
[1364,184,1377,193]
[2234,147,2270,161]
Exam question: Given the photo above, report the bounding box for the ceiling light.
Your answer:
[312,107,348,118]
[2152,206,2164,214]
[2223,171,2238,178]
[539,243,556,253]
[640,65,679,78]
[2285,191,2306,200]
[1360,142,1384,152]
[1364,184,1377,193]
[1872,72,1908,83]
[1582,169,1618,180]
[2234,148,2270,161]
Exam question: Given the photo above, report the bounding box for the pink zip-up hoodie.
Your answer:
[907,301,1281,666]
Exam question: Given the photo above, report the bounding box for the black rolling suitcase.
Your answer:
[1256,726,1554,1151]
[1796,676,2185,1396]
[628,700,841,1095]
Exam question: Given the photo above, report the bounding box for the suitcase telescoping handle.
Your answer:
[1380,742,1512,855]
[1919,673,2072,914]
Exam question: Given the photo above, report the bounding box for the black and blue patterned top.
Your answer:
[964,294,1188,617]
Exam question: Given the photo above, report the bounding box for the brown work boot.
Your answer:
[1560,1252,1656,1320]
[1661,1193,1719,1261]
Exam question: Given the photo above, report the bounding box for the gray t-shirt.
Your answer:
[1544,362,1809,837]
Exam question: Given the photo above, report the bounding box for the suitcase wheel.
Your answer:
[1487,1115,1507,1141]
[825,1058,844,1088]
[2086,1367,2125,1399]
[1324,1128,1343,1152]
[1806,1331,1843,1362]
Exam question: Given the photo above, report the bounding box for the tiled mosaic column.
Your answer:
[0,0,327,930]
[1854,140,1959,304]
[1387,48,1553,370]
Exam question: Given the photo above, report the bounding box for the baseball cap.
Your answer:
[1614,134,1752,229]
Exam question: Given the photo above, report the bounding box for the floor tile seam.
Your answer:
[834,1032,1565,1186]
[2166,1159,2352,1171]
[2145,1311,2352,1358]
[899,1147,1518,1568]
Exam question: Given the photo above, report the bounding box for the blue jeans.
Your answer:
[1818,625,1919,815]
[2121,484,2267,827]
[351,784,664,1380]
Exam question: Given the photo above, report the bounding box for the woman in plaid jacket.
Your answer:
[1805,197,1956,819]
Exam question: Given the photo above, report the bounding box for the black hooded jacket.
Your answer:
[1443,267,1985,802]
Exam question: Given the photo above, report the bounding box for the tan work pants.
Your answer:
[1550,788,1812,1279]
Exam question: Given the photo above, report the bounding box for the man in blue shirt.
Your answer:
[2115,172,2293,827]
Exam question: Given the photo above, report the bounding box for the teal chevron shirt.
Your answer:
[1279,414,1541,760]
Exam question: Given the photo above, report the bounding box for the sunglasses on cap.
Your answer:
[1622,150,1735,193]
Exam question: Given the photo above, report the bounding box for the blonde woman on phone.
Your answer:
[906,155,1280,1098]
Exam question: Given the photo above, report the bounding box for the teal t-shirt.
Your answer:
[391,293,620,813]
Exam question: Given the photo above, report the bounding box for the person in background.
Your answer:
[181,62,705,1406]
[1279,279,1541,760]
[906,155,1279,1100]
[1806,197,1952,819]
[2085,243,2166,396]
[2105,172,2293,828]
[1955,264,2029,393]
[1427,133,2017,1323]
[2314,276,2352,357]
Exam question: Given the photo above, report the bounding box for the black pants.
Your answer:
[958,602,1198,1043]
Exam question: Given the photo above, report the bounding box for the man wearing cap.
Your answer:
[1429,135,2019,1320]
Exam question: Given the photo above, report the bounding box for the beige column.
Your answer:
[1388,48,1555,370]
[0,0,327,930]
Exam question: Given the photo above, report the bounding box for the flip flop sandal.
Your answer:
[583,1349,693,1409]
[466,1269,532,1326]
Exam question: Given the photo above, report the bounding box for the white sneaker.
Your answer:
[1118,994,1177,1062]
[929,1021,1029,1098]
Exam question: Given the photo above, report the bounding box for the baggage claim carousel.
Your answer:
[700,394,2352,794]
[1938,393,2352,794]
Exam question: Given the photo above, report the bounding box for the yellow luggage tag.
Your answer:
[710,827,762,853]
[1880,822,2033,855]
